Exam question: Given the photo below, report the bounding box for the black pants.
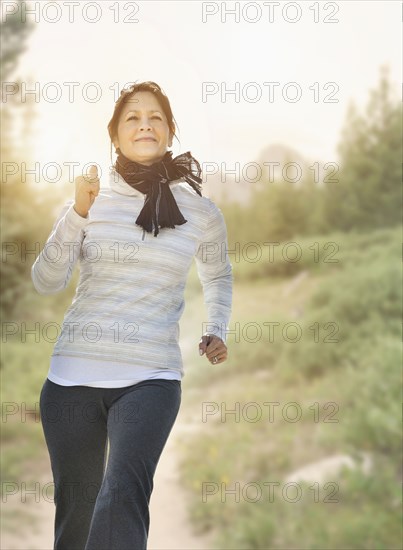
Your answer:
[39,377,182,550]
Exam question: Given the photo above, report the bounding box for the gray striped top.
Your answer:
[31,168,233,387]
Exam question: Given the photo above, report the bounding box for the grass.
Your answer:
[177,224,402,549]
[1,225,401,547]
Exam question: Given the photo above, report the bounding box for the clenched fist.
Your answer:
[199,333,228,365]
[73,165,100,218]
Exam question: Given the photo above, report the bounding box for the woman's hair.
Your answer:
[107,81,180,164]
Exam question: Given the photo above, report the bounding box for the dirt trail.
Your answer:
[1,459,55,550]
[147,411,217,550]
[1,330,218,549]
[1,411,216,550]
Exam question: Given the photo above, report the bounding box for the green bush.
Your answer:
[178,225,402,549]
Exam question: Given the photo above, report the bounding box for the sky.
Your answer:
[7,0,401,186]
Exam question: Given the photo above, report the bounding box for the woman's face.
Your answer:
[113,91,173,166]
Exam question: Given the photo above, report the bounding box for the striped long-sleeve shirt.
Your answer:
[31,168,233,388]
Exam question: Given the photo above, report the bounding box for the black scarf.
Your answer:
[114,149,203,237]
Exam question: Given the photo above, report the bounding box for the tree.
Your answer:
[324,65,401,232]
[0,2,67,319]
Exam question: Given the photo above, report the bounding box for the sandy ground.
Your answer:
[147,411,218,550]
[1,410,217,550]
[1,328,219,550]
[1,273,318,549]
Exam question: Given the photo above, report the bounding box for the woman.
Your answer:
[32,81,233,549]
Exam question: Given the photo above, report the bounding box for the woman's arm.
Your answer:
[31,199,88,295]
[194,200,233,343]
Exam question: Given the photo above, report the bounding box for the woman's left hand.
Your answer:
[199,333,228,365]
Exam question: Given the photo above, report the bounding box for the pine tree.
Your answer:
[324,65,401,232]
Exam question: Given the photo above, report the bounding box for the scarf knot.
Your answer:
[114,150,202,236]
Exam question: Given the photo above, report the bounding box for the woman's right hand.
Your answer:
[73,165,100,218]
